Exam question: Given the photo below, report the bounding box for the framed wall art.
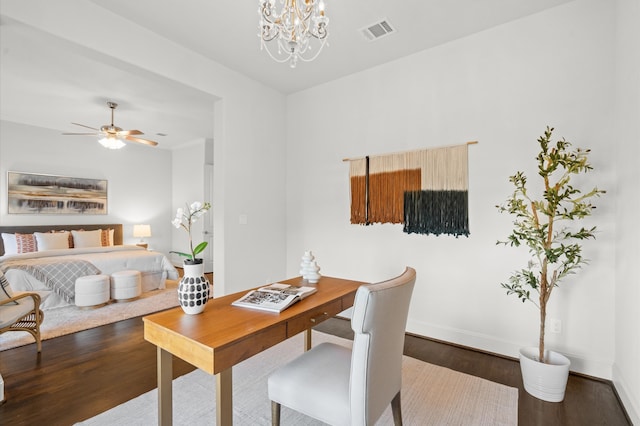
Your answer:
[7,171,108,214]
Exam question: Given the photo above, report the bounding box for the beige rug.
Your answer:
[77,331,518,426]
[1,281,179,351]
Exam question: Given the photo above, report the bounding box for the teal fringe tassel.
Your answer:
[403,190,469,237]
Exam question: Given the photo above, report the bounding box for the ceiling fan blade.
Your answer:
[125,135,158,147]
[117,129,144,136]
[71,122,100,131]
[62,132,99,135]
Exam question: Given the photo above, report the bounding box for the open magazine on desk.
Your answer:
[231,283,317,313]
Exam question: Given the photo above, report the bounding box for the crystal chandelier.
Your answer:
[259,0,329,68]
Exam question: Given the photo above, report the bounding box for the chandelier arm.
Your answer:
[261,27,281,42]
[306,21,327,40]
[260,5,276,25]
[260,41,296,64]
[261,38,328,64]
[295,4,314,23]
[293,40,328,62]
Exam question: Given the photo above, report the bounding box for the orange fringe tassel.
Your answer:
[351,169,421,224]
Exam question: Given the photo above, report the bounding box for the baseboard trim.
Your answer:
[406,319,612,379]
[612,363,639,426]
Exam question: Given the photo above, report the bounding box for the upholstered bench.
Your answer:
[110,270,142,302]
[75,274,110,308]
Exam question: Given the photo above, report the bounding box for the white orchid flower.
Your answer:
[170,201,212,262]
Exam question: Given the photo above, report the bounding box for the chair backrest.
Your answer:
[349,266,416,425]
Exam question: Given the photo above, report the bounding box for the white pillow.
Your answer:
[34,231,70,251]
[1,233,17,255]
[71,229,102,248]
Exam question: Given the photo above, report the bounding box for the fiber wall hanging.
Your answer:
[345,142,476,237]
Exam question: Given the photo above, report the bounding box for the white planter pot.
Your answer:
[519,347,571,402]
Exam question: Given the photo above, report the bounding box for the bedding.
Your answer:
[0,245,179,309]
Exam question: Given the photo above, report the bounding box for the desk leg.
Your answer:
[157,347,173,426]
[305,329,312,351]
[216,368,233,426]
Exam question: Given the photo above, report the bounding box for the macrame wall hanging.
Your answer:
[344,142,476,237]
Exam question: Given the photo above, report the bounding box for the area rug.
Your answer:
[1,281,180,351]
[77,331,518,426]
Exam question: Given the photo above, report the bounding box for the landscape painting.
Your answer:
[7,171,107,214]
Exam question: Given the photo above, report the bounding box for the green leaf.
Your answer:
[193,241,208,256]
[169,251,192,259]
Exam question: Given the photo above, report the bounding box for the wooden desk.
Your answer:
[143,275,365,426]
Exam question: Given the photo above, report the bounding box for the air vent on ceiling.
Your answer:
[360,19,396,41]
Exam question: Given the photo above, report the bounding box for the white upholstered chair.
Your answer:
[268,267,416,426]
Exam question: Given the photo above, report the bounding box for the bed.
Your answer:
[0,224,179,309]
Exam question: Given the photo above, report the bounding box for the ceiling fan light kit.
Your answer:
[258,0,329,68]
[98,134,126,150]
[63,101,158,149]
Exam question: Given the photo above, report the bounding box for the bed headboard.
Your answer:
[0,224,123,256]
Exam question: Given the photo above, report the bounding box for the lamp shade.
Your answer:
[133,224,152,238]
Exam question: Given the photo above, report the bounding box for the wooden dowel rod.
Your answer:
[342,141,479,162]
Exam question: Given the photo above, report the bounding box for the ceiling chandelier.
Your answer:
[259,0,329,68]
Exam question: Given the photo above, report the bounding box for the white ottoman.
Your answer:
[110,270,142,301]
[75,274,110,308]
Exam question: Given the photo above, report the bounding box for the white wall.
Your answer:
[170,139,208,266]
[1,0,288,296]
[286,0,618,379]
[613,0,640,423]
[0,120,174,254]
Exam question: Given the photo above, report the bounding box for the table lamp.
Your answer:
[133,224,151,248]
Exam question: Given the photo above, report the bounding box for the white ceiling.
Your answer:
[0,0,574,150]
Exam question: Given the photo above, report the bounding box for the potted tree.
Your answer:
[496,126,605,402]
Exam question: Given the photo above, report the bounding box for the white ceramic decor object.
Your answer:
[300,251,321,283]
[305,261,321,283]
[300,251,314,275]
[178,261,211,314]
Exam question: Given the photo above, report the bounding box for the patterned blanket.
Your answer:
[0,259,101,303]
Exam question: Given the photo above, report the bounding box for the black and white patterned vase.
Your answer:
[178,260,210,314]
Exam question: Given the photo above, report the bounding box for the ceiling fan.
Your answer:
[63,101,158,148]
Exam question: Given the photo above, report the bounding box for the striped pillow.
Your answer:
[101,229,114,246]
[0,269,18,304]
[15,233,37,253]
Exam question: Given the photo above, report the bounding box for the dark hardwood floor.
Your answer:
[0,316,631,426]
